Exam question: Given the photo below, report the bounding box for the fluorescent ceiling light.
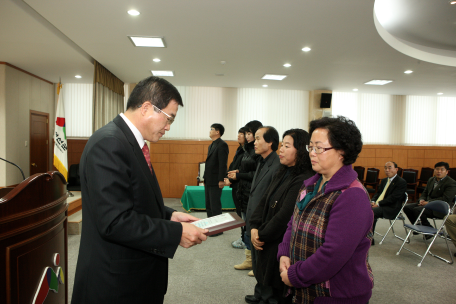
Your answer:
[437,92,444,95]
[129,36,165,47]
[364,80,393,85]
[262,74,287,81]
[128,10,140,16]
[404,70,413,74]
[75,75,82,78]
[283,63,291,67]
[302,47,311,52]
[153,58,161,62]
[151,70,174,77]
[262,85,268,87]
[353,88,358,91]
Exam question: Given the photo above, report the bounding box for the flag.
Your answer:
[53,82,68,180]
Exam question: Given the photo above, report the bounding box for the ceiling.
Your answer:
[1,0,455,97]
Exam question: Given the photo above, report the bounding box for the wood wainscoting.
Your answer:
[66,138,456,198]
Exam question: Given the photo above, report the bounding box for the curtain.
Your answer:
[92,61,124,132]
[63,83,93,137]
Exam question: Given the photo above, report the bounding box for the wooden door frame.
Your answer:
[29,110,50,173]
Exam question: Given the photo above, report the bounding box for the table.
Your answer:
[180,186,235,212]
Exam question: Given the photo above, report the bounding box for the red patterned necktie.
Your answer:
[142,144,153,174]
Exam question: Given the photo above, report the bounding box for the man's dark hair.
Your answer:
[245,120,263,137]
[386,161,398,168]
[211,123,225,136]
[282,129,313,175]
[260,126,279,152]
[238,127,246,134]
[126,76,183,110]
[435,162,450,170]
[309,116,363,165]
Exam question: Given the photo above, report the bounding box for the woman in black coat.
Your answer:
[249,129,314,304]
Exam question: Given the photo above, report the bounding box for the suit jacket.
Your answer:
[203,137,229,186]
[419,176,456,207]
[372,176,407,219]
[245,152,281,234]
[71,115,182,304]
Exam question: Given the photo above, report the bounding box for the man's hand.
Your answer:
[371,202,378,208]
[418,200,429,206]
[279,256,291,273]
[171,211,200,223]
[280,269,293,287]
[218,181,225,189]
[227,170,239,180]
[180,222,208,248]
[251,228,264,250]
[224,178,231,186]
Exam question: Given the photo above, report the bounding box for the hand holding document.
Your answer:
[191,213,245,236]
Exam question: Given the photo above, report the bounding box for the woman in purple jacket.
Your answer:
[277,116,374,304]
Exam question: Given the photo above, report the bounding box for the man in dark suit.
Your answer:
[203,123,229,230]
[243,126,281,304]
[404,161,456,227]
[71,76,208,304]
[371,161,407,245]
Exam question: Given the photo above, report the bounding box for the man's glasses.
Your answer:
[138,103,174,125]
[306,145,334,154]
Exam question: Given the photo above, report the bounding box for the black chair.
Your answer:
[375,193,410,245]
[402,169,418,202]
[67,164,81,191]
[397,200,453,267]
[363,168,380,196]
[448,168,456,181]
[397,167,403,177]
[417,167,434,197]
[354,166,365,183]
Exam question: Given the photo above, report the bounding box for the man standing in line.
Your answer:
[203,123,229,236]
[371,161,407,245]
[72,76,208,304]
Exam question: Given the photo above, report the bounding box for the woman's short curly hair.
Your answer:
[282,129,314,175]
[309,116,363,165]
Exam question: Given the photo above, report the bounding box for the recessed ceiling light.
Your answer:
[128,36,165,47]
[437,92,444,95]
[450,1,456,4]
[262,74,287,81]
[75,75,82,78]
[364,80,393,85]
[353,88,358,91]
[151,70,174,77]
[404,70,413,74]
[302,47,311,52]
[127,10,140,16]
[153,58,161,62]
[283,63,291,67]
[262,85,268,88]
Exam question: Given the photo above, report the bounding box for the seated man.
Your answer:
[444,215,456,257]
[404,162,456,228]
[371,161,407,245]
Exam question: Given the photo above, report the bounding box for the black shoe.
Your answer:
[453,252,456,257]
[423,235,432,240]
[413,231,419,235]
[209,232,223,237]
[245,295,260,304]
[371,239,375,246]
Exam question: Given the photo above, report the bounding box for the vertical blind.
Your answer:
[63,83,93,137]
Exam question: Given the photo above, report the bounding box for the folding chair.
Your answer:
[196,162,205,186]
[396,200,454,267]
[375,193,409,245]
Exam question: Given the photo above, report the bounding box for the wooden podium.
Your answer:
[0,171,69,304]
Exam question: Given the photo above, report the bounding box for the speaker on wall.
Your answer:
[320,93,332,108]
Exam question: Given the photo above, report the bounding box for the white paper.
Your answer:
[191,213,235,229]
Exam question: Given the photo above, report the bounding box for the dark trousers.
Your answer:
[372,207,384,233]
[204,185,223,217]
[231,184,242,217]
[404,203,444,226]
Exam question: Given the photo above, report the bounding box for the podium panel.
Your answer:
[0,172,68,304]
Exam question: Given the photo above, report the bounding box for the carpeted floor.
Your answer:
[67,198,456,303]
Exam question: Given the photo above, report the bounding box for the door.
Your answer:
[30,111,49,176]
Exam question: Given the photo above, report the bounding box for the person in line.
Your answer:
[227,120,263,271]
[278,116,374,304]
[203,123,229,237]
[225,127,247,248]
[247,129,314,304]
[72,76,208,304]
[370,161,407,245]
[404,162,456,228]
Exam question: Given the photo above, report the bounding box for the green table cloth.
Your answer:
[180,186,235,212]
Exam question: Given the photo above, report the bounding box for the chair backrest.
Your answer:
[67,164,80,186]
[197,162,205,180]
[354,166,365,181]
[449,168,456,180]
[397,167,403,177]
[419,167,434,182]
[402,169,418,184]
[365,168,379,183]
[424,200,450,215]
